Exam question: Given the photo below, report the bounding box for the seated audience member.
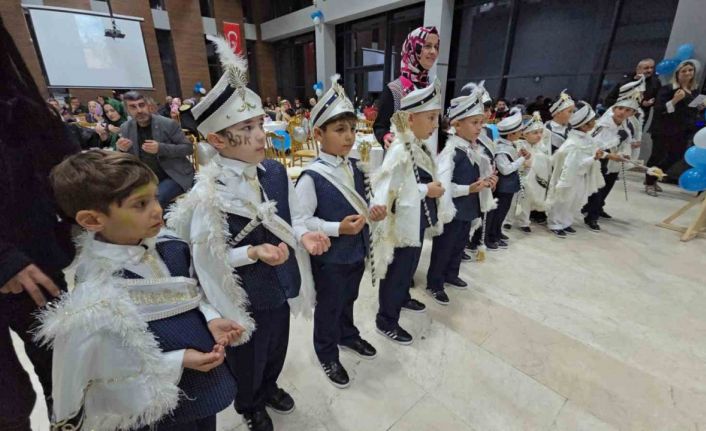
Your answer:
[116,91,195,209]
[95,102,126,149]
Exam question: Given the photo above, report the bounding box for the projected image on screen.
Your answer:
[29,7,153,89]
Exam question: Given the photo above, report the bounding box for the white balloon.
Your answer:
[292,126,307,142]
[315,88,323,97]
[694,127,706,149]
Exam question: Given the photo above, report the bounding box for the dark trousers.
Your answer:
[227,303,290,414]
[487,192,514,243]
[645,132,690,185]
[137,415,216,431]
[585,161,618,222]
[158,178,186,210]
[376,225,424,331]
[0,293,55,431]
[312,260,365,363]
[427,220,471,292]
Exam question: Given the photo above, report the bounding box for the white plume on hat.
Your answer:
[191,35,264,136]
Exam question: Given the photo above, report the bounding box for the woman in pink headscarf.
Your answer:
[373,26,440,149]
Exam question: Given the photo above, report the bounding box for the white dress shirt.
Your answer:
[495,138,526,175]
[213,155,310,268]
[295,152,359,237]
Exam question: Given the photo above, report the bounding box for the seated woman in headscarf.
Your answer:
[85,100,103,123]
[94,101,126,149]
[373,26,440,150]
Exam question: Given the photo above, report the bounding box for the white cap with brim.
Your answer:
[448,81,485,122]
[400,79,442,113]
[310,74,355,129]
[497,107,524,135]
[550,89,575,116]
[612,74,645,110]
[522,111,544,133]
[569,101,596,129]
[192,35,265,136]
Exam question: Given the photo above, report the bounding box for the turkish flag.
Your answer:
[223,22,243,55]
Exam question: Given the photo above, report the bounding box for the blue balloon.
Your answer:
[486,124,500,140]
[656,59,679,76]
[273,130,291,151]
[679,168,706,192]
[675,43,695,61]
[685,146,706,168]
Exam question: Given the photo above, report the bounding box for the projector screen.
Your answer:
[27,6,153,89]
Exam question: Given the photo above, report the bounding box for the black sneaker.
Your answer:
[503,223,512,230]
[486,241,500,251]
[600,211,612,219]
[520,226,532,233]
[445,276,468,290]
[265,386,295,414]
[500,233,510,241]
[461,252,472,261]
[469,245,478,253]
[584,219,601,232]
[376,325,413,345]
[320,359,350,389]
[427,288,450,305]
[340,338,377,360]
[563,226,577,235]
[497,239,509,249]
[243,409,273,431]
[551,229,567,239]
[401,298,426,313]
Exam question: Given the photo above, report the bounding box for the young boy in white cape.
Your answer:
[427,82,497,305]
[167,35,330,431]
[371,80,454,345]
[546,101,605,237]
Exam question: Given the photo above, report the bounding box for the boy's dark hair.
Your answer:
[50,150,157,217]
[319,111,358,131]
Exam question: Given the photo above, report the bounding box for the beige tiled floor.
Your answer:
[15,172,706,430]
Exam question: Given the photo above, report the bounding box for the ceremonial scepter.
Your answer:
[358,139,377,287]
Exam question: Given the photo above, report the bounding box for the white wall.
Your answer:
[665,0,706,88]
[260,0,422,42]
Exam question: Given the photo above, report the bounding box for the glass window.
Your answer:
[150,0,165,10]
[204,36,221,89]
[505,0,615,101]
[262,0,313,21]
[155,29,181,97]
[448,0,512,99]
[274,33,316,102]
[336,4,422,106]
[199,0,215,18]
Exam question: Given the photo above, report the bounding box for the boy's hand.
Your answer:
[595,149,605,160]
[116,137,132,152]
[339,214,366,235]
[183,345,225,372]
[426,181,445,198]
[301,232,330,255]
[248,243,289,266]
[208,318,245,346]
[368,205,387,222]
[469,179,487,194]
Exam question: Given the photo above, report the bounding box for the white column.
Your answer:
[315,22,337,91]
[665,0,706,88]
[424,0,455,101]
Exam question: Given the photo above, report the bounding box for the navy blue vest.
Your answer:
[118,238,236,424]
[299,159,369,265]
[451,148,481,222]
[495,146,521,194]
[225,159,301,311]
[417,167,439,229]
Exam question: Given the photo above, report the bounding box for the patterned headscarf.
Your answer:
[400,26,439,89]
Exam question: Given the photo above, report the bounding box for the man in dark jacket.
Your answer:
[605,58,661,131]
[0,16,80,431]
